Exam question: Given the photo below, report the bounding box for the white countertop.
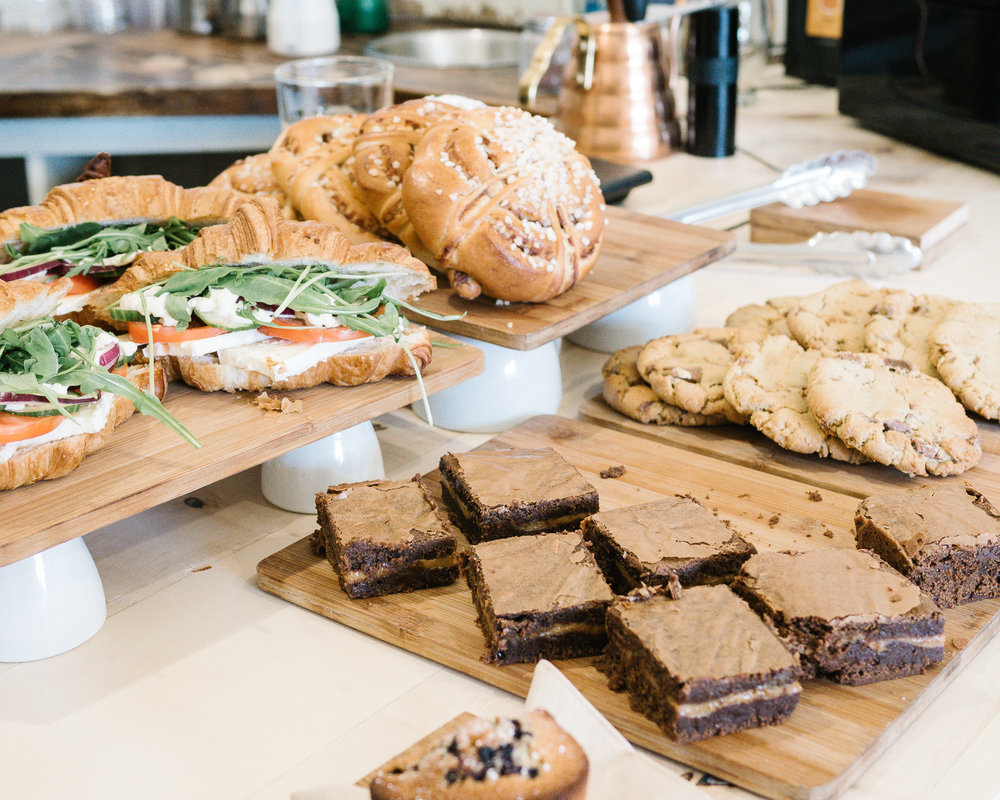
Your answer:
[2,72,1000,800]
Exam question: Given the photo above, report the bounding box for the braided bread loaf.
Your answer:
[401,106,606,303]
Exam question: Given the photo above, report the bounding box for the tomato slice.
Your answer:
[0,412,61,444]
[259,319,372,343]
[66,274,103,295]
[127,321,227,344]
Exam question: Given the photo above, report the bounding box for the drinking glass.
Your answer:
[274,55,393,126]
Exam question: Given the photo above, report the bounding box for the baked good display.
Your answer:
[784,279,911,352]
[438,447,599,543]
[601,345,728,426]
[208,152,298,220]
[604,585,802,742]
[0,174,246,323]
[99,198,436,392]
[863,293,958,378]
[462,530,614,665]
[636,327,746,423]
[401,105,606,303]
[855,483,1000,608]
[723,334,865,462]
[315,477,458,599]
[928,302,1000,420]
[733,548,945,685]
[368,710,588,800]
[351,97,472,263]
[806,351,981,476]
[268,113,388,243]
[581,495,755,594]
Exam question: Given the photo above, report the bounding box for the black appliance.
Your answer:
[838,0,1000,175]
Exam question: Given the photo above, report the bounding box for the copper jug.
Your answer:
[519,16,681,163]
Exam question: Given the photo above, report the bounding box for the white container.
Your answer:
[0,537,106,663]
[261,421,385,513]
[267,0,340,57]
[565,274,696,353]
[412,333,562,433]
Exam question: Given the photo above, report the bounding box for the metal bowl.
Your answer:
[362,28,521,69]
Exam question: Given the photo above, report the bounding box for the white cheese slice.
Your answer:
[216,338,366,381]
[0,390,116,463]
[55,291,95,316]
[149,328,272,358]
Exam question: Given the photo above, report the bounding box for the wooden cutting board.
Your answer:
[749,189,968,251]
[256,415,1000,800]
[0,336,483,567]
[406,206,735,350]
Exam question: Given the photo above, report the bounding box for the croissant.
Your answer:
[401,106,606,303]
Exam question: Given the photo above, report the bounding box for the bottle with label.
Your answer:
[784,0,843,86]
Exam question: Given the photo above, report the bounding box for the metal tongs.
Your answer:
[666,150,878,225]
[737,230,923,278]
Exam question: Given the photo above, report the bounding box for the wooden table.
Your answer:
[0,26,520,203]
[1,67,1000,800]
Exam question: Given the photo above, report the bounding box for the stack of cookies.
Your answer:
[208,96,607,304]
[602,278,996,477]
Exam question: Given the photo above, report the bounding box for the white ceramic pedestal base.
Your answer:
[566,274,696,353]
[0,537,107,662]
[412,333,562,433]
[261,421,386,513]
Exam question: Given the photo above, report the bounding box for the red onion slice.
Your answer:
[98,343,121,368]
[0,263,53,281]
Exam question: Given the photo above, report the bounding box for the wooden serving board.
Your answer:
[256,415,1000,800]
[748,189,969,252]
[0,337,483,567]
[406,206,735,350]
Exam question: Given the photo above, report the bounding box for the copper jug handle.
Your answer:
[518,16,595,112]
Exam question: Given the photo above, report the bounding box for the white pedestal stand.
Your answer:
[565,274,696,353]
[261,421,386,513]
[411,333,563,433]
[0,537,107,662]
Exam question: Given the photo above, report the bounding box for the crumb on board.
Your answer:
[807,490,823,502]
[191,565,212,573]
[768,514,781,527]
[738,492,750,498]
[600,464,626,479]
[255,391,304,415]
[822,528,835,538]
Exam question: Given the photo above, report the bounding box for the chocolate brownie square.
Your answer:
[604,585,802,743]
[581,495,756,594]
[462,530,614,665]
[855,483,1000,608]
[315,477,459,599]
[439,448,599,543]
[733,548,945,685]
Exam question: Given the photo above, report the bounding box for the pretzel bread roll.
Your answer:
[92,198,435,320]
[208,153,298,220]
[401,106,606,303]
[269,114,388,244]
[0,175,247,246]
[352,98,471,263]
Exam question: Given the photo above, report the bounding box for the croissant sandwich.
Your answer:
[0,280,194,491]
[0,175,248,325]
[100,198,440,393]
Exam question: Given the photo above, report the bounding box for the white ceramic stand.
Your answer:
[565,274,696,353]
[412,333,562,433]
[261,421,386,513]
[0,537,107,662]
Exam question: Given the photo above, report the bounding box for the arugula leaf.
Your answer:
[0,316,199,446]
[19,222,103,254]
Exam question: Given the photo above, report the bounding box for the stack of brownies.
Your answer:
[312,446,1000,745]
